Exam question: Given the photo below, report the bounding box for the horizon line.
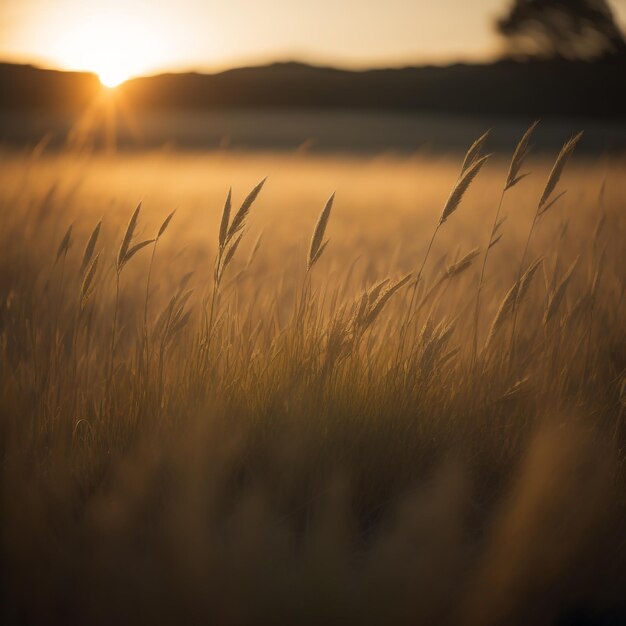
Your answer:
[0,50,502,80]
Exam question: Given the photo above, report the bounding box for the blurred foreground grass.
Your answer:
[0,141,625,625]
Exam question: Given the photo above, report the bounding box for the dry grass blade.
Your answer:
[365,273,411,325]
[488,234,503,250]
[417,275,447,311]
[179,271,194,291]
[353,291,369,326]
[538,190,567,217]
[593,213,607,252]
[117,203,141,271]
[246,231,263,268]
[497,376,533,403]
[435,317,456,346]
[419,318,457,372]
[485,281,519,348]
[308,192,335,270]
[219,188,232,248]
[154,295,177,339]
[517,257,543,302]
[440,154,491,224]
[368,279,390,303]
[590,248,606,299]
[505,120,539,190]
[175,288,195,313]
[325,316,351,363]
[461,129,490,175]
[619,374,626,410]
[156,289,193,340]
[445,248,480,279]
[488,216,507,249]
[80,252,100,309]
[55,224,73,263]
[158,210,176,239]
[227,179,266,241]
[120,239,154,269]
[565,294,590,328]
[221,232,244,277]
[168,309,192,340]
[493,215,507,236]
[80,219,102,275]
[439,347,460,369]
[544,256,579,325]
[309,240,330,269]
[487,257,544,349]
[538,132,583,210]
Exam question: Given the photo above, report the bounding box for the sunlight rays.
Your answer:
[66,85,140,153]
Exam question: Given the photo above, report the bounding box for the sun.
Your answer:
[98,68,129,89]
[50,10,165,88]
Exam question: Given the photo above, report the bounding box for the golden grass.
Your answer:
[0,138,625,624]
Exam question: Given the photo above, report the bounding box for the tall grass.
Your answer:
[0,135,625,625]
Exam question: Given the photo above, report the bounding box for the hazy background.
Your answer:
[1,0,626,155]
[3,0,603,73]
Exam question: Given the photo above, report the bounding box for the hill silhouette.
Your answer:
[0,58,625,119]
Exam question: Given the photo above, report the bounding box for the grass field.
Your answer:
[1,134,625,625]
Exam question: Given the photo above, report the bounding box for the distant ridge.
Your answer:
[0,58,625,118]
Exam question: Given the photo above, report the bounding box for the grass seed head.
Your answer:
[308,192,335,270]
[440,154,491,224]
[55,224,73,263]
[505,120,539,190]
[461,129,491,175]
[538,132,583,210]
[117,203,141,272]
[227,179,266,241]
[80,219,102,275]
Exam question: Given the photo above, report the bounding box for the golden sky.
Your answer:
[2,0,626,85]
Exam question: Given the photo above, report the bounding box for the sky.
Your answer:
[1,0,626,83]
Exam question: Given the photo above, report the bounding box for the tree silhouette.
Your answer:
[497,0,626,59]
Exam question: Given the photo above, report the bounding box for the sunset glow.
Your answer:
[0,0,510,75]
[2,0,626,77]
[54,11,165,84]
[5,6,175,85]
[98,70,127,89]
